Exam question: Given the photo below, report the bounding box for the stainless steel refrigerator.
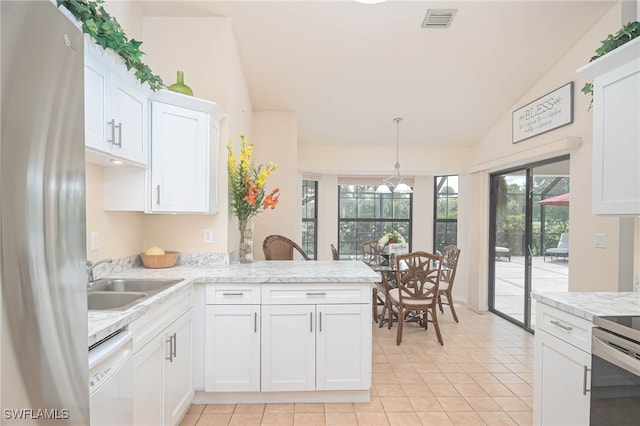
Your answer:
[1,1,89,424]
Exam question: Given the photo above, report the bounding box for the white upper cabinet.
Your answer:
[148,90,224,214]
[578,37,640,215]
[84,40,149,166]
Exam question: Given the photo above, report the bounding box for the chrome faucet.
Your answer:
[87,258,113,285]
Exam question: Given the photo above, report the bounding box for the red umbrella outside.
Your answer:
[537,193,570,206]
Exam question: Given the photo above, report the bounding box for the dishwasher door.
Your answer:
[89,330,134,425]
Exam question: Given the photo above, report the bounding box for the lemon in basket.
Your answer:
[144,246,165,256]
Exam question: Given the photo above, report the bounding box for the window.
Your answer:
[301,179,318,259]
[338,185,412,260]
[434,175,458,255]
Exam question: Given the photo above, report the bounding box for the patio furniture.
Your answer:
[544,233,569,262]
[495,246,511,261]
[263,235,311,260]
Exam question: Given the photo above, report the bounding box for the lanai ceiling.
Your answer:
[137,0,617,147]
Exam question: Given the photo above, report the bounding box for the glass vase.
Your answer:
[238,219,254,263]
[167,70,194,96]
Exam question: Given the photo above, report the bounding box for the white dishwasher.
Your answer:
[88,329,134,425]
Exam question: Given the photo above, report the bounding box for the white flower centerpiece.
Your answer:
[378,230,405,247]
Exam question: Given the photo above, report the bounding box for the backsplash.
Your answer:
[89,252,229,285]
[634,274,640,293]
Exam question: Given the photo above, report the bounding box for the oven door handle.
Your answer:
[592,334,640,377]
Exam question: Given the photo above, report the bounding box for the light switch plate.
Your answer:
[203,229,214,244]
[595,233,607,248]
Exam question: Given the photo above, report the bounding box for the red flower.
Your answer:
[243,184,259,205]
[263,188,280,210]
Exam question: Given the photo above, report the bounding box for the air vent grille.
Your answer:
[421,9,457,28]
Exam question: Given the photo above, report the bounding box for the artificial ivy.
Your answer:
[581,21,640,98]
[57,0,164,91]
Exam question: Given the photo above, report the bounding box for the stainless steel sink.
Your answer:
[88,291,147,310]
[89,278,182,294]
[87,278,183,311]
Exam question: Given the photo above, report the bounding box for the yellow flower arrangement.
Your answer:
[227,134,280,224]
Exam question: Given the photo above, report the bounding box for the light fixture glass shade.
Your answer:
[393,182,413,193]
[375,184,392,194]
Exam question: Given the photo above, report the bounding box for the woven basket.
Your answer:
[139,251,179,269]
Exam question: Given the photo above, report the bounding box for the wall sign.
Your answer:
[512,82,573,143]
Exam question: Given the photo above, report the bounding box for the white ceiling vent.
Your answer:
[421,9,457,29]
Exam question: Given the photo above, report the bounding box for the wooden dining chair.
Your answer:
[263,234,311,260]
[387,251,444,345]
[330,244,339,260]
[438,245,461,322]
[361,239,387,323]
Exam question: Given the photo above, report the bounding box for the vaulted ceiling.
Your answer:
[138,1,616,147]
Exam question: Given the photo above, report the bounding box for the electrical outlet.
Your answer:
[203,229,214,244]
[91,231,100,251]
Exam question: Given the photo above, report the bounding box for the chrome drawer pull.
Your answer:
[306,292,326,296]
[582,365,591,395]
[222,292,244,296]
[550,320,573,331]
[254,312,257,333]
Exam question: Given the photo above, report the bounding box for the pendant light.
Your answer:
[375,117,413,194]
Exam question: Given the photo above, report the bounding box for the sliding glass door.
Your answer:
[489,156,570,331]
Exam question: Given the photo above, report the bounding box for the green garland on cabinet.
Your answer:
[57,0,164,91]
[581,21,640,98]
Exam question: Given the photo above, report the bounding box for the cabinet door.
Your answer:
[84,48,111,153]
[150,102,210,213]
[133,335,164,426]
[164,309,193,426]
[111,72,149,166]
[261,305,315,391]
[205,305,261,392]
[534,329,591,426]
[316,304,371,390]
[592,59,640,214]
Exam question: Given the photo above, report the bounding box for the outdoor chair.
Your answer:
[544,233,569,262]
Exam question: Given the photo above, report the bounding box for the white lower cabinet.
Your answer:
[205,304,261,391]
[132,290,193,425]
[203,282,372,400]
[534,303,592,425]
[261,303,370,391]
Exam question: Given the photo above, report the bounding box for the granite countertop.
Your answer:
[531,291,640,321]
[88,260,379,347]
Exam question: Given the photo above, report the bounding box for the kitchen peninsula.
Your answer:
[88,260,379,421]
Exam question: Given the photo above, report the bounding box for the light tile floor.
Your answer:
[181,304,534,426]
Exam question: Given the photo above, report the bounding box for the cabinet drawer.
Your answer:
[536,303,593,353]
[206,284,261,305]
[262,283,370,305]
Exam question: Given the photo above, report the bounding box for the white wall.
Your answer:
[465,3,626,308]
[251,111,299,260]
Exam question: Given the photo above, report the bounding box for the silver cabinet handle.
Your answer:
[319,311,322,332]
[254,312,257,333]
[550,320,573,331]
[306,292,326,296]
[165,333,176,362]
[156,185,160,205]
[222,292,244,296]
[114,122,122,147]
[107,119,116,145]
[173,332,177,359]
[582,365,590,395]
[310,312,313,332]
